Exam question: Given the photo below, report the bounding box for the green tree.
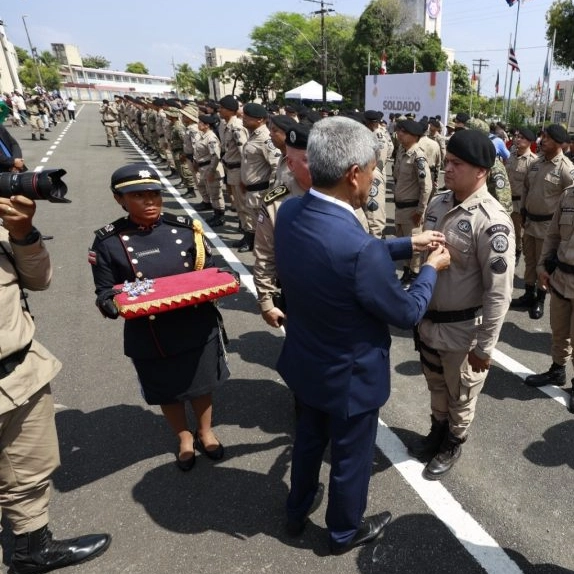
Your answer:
[194,65,212,99]
[14,46,30,64]
[125,62,149,75]
[18,59,61,91]
[449,61,471,96]
[174,63,197,97]
[388,28,448,74]
[546,0,574,70]
[82,55,110,69]
[224,55,278,103]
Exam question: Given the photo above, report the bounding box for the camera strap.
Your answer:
[0,242,33,319]
[0,138,11,158]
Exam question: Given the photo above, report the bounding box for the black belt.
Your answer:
[526,211,553,222]
[395,200,419,209]
[245,182,270,192]
[0,342,31,380]
[512,196,521,201]
[424,306,482,323]
[196,160,211,167]
[557,260,574,274]
[223,161,241,169]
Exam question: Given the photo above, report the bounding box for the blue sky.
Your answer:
[1,0,562,98]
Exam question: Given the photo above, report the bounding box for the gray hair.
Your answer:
[307,116,378,188]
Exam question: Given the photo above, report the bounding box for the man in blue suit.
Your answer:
[275,116,450,555]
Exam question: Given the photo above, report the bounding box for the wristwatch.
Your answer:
[9,227,41,245]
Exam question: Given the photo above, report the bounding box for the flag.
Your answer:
[495,70,499,94]
[379,51,387,75]
[536,77,541,93]
[505,0,518,5]
[515,75,521,97]
[508,46,520,72]
[471,71,477,90]
[543,52,550,83]
[555,82,561,101]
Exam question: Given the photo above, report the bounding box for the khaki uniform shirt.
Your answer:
[170,119,185,154]
[505,148,536,212]
[254,175,306,311]
[419,185,515,358]
[0,230,61,415]
[419,135,442,175]
[183,124,199,155]
[393,144,432,224]
[538,186,574,298]
[427,132,446,166]
[100,102,120,126]
[522,151,574,239]
[221,116,248,167]
[373,127,389,171]
[193,130,224,178]
[241,125,281,187]
[362,166,387,238]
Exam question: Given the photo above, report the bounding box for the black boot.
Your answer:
[40,134,47,141]
[231,233,249,249]
[206,209,225,227]
[168,168,179,179]
[106,140,112,147]
[182,187,196,199]
[423,432,466,481]
[114,139,120,147]
[524,362,566,387]
[408,415,449,461]
[529,289,546,320]
[510,284,536,309]
[11,525,111,574]
[194,201,212,212]
[569,380,574,414]
[31,134,37,141]
[238,231,255,253]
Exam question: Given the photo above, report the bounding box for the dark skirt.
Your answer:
[132,334,229,405]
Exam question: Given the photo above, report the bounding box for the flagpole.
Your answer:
[506,0,521,120]
[367,51,371,76]
[542,28,557,128]
[502,34,511,118]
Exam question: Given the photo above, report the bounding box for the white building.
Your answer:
[0,19,23,94]
[204,46,249,100]
[401,0,443,36]
[550,79,574,131]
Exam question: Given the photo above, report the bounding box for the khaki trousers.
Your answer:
[420,346,487,438]
[395,214,422,272]
[197,171,224,210]
[28,115,44,136]
[522,234,544,286]
[511,211,523,252]
[549,290,574,365]
[0,385,60,536]
[104,124,119,140]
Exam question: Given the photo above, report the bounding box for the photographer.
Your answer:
[0,194,111,573]
[99,99,120,147]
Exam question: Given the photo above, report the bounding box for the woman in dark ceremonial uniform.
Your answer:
[89,163,229,471]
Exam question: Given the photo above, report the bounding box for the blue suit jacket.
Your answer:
[275,193,437,418]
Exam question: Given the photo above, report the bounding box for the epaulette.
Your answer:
[94,217,130,240]
[162,212,194,229]
[263,185,290,205]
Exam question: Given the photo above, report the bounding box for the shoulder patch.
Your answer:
[457,220,472,233]
[263,185,289,205]
[491,234,509,253]
[266,138,276,151]
[94,217,129,240]
[486,224,510,237]
[490,256,508,274]
[415,157,427,170]
[163,212,193,228]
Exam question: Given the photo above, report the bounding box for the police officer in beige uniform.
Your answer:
[505,127,537,265]
[269,114,298,186]
[0,195,111,572]
[427,118,446,167]
[393,119,432,285]
[364,110,389,172]
[218,96,249,234]
[239,103,281,253]
[355,166,387,239]
[526,184,574,404]
[26,96,47,141]
[254,124,311,327]
[411,129,515,480]
[99,99,121,147]
[512,124,574,320]
[194,114,225,226]
[419,125,442,197]
[180,103,200,198]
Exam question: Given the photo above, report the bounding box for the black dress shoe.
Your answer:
[330,512,392,555]
[194,434,224,460]
[194,201,213,212]
[285,517,308,537]
[175,452,196,472]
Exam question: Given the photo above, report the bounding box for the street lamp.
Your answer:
[22,15,44,89]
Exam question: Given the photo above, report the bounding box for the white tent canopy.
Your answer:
[284,80,343,102]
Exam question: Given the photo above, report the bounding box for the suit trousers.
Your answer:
[0,384,60,536]
[420,347,486,438]
[286,400,379,546]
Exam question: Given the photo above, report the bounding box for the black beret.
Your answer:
[219,95,239,111]
[517,127,536,142]
[364,109,382,122]
[111,163,163,195]
[102,99,109,104]
[455,112,470,124]
[198,114,217,125]
[286,124,310,149]
[243,103,268,119]
[429,118,441,128]
[268,103,280,113]
[284,104,298,114]
[306,110,322,125]
[270,114,297,132]
[545,124,569,144]
[397,119,424,137]
[447,129,496,169]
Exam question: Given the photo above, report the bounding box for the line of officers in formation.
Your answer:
[108,92,574,411]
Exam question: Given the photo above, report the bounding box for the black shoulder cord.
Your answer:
[0,241,33,319]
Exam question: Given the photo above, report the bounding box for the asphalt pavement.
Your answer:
[1,105,572,574]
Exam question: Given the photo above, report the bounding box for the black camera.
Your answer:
[0,169,70,203]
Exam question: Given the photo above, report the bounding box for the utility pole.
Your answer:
[304,0,334,104]
[22,15,44,89]
[472,58,489,98]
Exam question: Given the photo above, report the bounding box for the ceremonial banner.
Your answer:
[364,71,450,122]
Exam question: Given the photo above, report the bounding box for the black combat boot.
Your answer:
[569,380,574,414]
[206,209,225,227]
[168,168,179,179]
[423,432,466,481]
[524,362,566,387]
[31,134,37,141]
[106,140,111,147]
[510,284,536,309]
[114,139,120,147]
[194,201,212,212]
[11,525,111,574]
[39,134,47,141]
[408,415,449,461]
[182,187,196,199]
[238,231,255,253]
[529,289,546,320]
[232,233,248,249]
